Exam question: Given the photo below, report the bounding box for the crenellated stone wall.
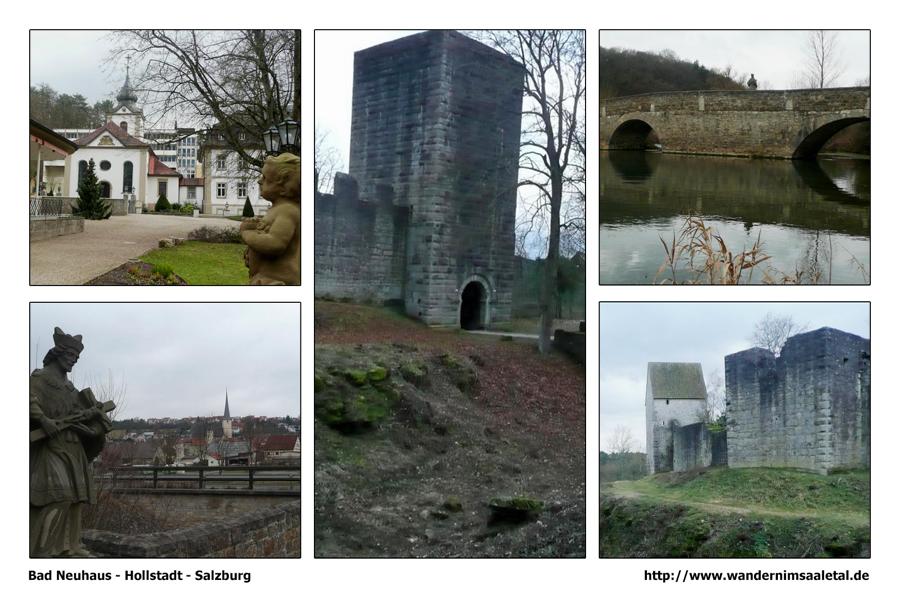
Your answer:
[600,87,870,158]
[725,327,870,473]
[314,174,409,303]
[314,30,524,327]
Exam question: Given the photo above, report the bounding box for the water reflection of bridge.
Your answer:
[600,153,870,238]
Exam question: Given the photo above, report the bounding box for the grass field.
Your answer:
[140,241,247,285]
[600,467,870,557]
[613,467,869,517]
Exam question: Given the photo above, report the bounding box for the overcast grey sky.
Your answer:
[600,30,870,89]
[30,30,122,105]
[599,303,869,452]
[315,30,423,172]
[30,303,300,420]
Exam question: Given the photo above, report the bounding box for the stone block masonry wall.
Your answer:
[349,31,523,326]
[314,174,409,303]
[673,422,727,472]
[725,328,870,473]
[83,500,300,558]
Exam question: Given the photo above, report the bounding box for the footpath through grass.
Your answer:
[140,241,247,285]
[612,467,869,517]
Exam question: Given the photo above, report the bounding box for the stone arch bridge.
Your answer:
[600,87,870,159]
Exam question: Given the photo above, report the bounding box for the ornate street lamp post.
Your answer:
[263,120,299,156]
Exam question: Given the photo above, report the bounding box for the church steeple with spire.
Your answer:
[222,389,233,439]
[107,56,144,137]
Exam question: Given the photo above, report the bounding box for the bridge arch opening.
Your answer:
[793,117,870,160]
[608,119,660,151]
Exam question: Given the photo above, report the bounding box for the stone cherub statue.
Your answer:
[241,153,300,285]
[30,327,114,557]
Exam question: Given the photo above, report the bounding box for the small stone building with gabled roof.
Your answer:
[645,362,707,474]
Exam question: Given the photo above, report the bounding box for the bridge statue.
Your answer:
[30,327,114,557]
[747,74,758,90]
[241,153,301,285]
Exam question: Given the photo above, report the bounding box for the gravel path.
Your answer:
[30,214,239,285]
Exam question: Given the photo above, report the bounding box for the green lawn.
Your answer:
[140,241,247,285]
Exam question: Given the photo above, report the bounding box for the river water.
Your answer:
[599,152,870,284]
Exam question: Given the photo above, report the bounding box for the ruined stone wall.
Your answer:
[314,174,409,303]
[600,87,870,158]
[646,395,707,474]
[348,31,523,325]
[83,499,300,557]
[673,422,727,472]
[725,328,870,473]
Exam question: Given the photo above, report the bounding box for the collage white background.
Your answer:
[4,0,897,598]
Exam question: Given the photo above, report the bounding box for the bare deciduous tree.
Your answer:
[751,313,809,356]
[88,370,129,422]
[796,30,846,89]
[475,30,586,353]
[700,369,726,422]
[315,122,344,194]
[109,30,298,169]
[607,425,637,455]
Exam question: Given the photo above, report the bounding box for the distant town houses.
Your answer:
[35,68,274,217]
[99,392,299,468]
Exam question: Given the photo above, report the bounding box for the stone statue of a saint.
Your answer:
[241,153,301,285]
[747,73,758,90]
[30,328,114,557]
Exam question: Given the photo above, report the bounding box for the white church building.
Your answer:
[45,67,267,215]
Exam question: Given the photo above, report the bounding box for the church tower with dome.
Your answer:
[106,59,145,137]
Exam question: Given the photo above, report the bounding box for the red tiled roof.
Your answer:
[180,177,204,187]
[257,434,299,452]
[149,152,180,177]
[74,121,148,148]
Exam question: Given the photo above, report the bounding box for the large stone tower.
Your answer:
[645,362,708,474]
[315,31,524,328]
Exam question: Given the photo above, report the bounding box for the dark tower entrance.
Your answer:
[99,181,111,198]
[460,281,487,330]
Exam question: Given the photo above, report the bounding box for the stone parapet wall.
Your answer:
[29,216,84,241]
[601,88,871,118]
[83,499,300,558]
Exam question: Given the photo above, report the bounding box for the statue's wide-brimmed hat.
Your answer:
[52,326,83,353]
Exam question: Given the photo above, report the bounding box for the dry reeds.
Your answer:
[656,216,770,284]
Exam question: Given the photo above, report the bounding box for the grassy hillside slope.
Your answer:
[600,467,870,558]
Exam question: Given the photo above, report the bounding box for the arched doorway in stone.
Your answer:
[99,181,111,198]
[459,277,490,330]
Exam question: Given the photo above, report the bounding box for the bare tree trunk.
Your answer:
[293,30,301,122]
[539,169,562,353]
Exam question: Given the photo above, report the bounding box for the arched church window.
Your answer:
[120,121,128,132]
[78,160,87,184]
[123,161,133,193]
